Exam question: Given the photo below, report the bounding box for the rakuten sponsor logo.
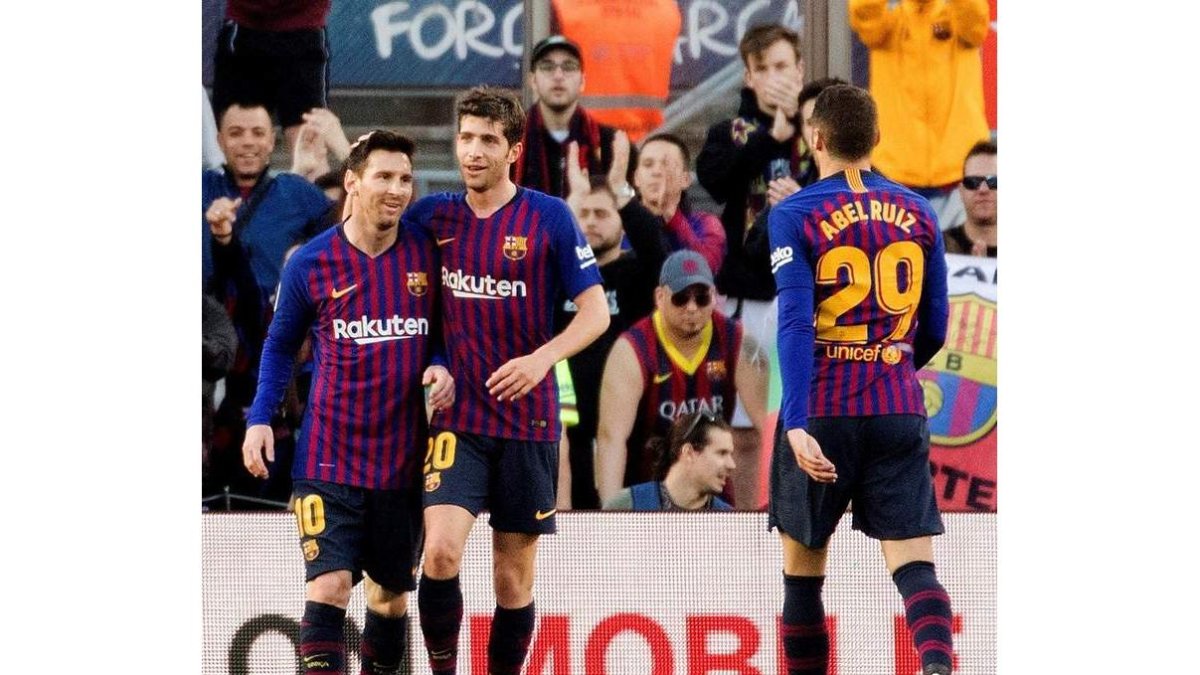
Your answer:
[442,267,528,300]
[332,315,429,345]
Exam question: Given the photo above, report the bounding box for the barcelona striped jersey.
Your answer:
[619,310,741,484]
[248,222,441,490]
[768,168,949,429]
[403,188,603,442]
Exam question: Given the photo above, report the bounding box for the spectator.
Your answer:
[202,292,238,470]
[849,0,991,224]
[556,139,670,509]
[551,0,683,143]
[595,250,768,507]
[602,411,735,511]
[202,100,332,299]
[202,100,331,508]
[634,132,727,273]
[943,140,997,257]
[696,22,805,500]
[211,0,332,156]
[514,35,632,199]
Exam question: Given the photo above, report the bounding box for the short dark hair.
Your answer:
[344,130,417,176]
[640,132,692,168]
[216,99,272,129]
[650,411,732,479]
[738,24,801,66]
[456,86,525,147]
[964,139,997,170]
[810,84,877,161]
[587,174,617,202]
[798,77,848,111]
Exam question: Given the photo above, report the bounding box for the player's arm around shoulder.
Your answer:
[595,336,644,504]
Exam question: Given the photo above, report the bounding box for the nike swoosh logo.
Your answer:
[535,509,557,520]
[653,372,672,384]
[437,237,456,246]
[331,284,357,299]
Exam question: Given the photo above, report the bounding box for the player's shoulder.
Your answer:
[281,225,339,278]
[864,171,936,212]
[520,187,570,214]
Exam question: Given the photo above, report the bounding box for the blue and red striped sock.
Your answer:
[781,574,828,675]
[893,561,953,673]
[360,609,408,675]
[487,603,536,675]
[300,601,346,675]
[419,574,463,675]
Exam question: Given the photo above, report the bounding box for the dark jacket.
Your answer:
[696,88,807,301]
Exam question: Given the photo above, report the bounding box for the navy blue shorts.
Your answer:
[291,480,423,592]
[768,415,944,548]
[422,429,559,534]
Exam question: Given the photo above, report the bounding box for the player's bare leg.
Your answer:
[301,571,353,674]
[883,536,953,675]
[778,533,830,675]
[419,505,477,675]
[362,579,411,675]
[489,531,540,675]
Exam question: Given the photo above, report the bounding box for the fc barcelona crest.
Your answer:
[407,271,428,296]
[425,471,442,493]
[503,235,529,261]
[705,360,727,382]
[917,293,997,446]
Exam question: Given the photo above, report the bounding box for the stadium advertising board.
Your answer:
[201,0,802,88]
[204,512,995,674]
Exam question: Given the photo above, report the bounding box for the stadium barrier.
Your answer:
[203,512,995,674]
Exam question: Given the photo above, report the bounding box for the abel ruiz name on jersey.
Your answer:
[332,315,430,345]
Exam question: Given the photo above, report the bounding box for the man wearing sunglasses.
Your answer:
[944,140,997,257]
[595,250,768,507]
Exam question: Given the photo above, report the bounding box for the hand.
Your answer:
[767,177,801,206]
[770,106,797,143]
[291,123,329,181]
[764,75,802,119]
[606,130,630,194]
[422,365,455,411]
[242,424,275,479]
[641,179,667,215]
[205,196,243,245]
[301,108,352,161]
[565,141,590,212]
[486,352,553,402]
[787,428,836,483]
[970,238,989,257]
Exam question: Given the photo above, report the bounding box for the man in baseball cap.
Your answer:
[516,34,633,200]
[594,248,768,508]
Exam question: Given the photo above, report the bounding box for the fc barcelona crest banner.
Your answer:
[918,254,997,512]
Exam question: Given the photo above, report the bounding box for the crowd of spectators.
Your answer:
[202,5,996,512]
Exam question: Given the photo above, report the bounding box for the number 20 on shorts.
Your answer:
[425,431,457,474]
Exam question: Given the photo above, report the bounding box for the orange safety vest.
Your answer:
[553,0,682,143]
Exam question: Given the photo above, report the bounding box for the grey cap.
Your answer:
[531,35,582,67]
[659,250,714,293]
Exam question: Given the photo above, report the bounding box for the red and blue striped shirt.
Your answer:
[769,168,949,429]
[248,222,441,490]
[404,188,603,442]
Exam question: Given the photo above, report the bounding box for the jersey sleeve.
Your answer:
[545,197,603,300]
[913,227,949,370]
[401,194,439,236]
[247,253,316,425]
[768,201,816,430]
